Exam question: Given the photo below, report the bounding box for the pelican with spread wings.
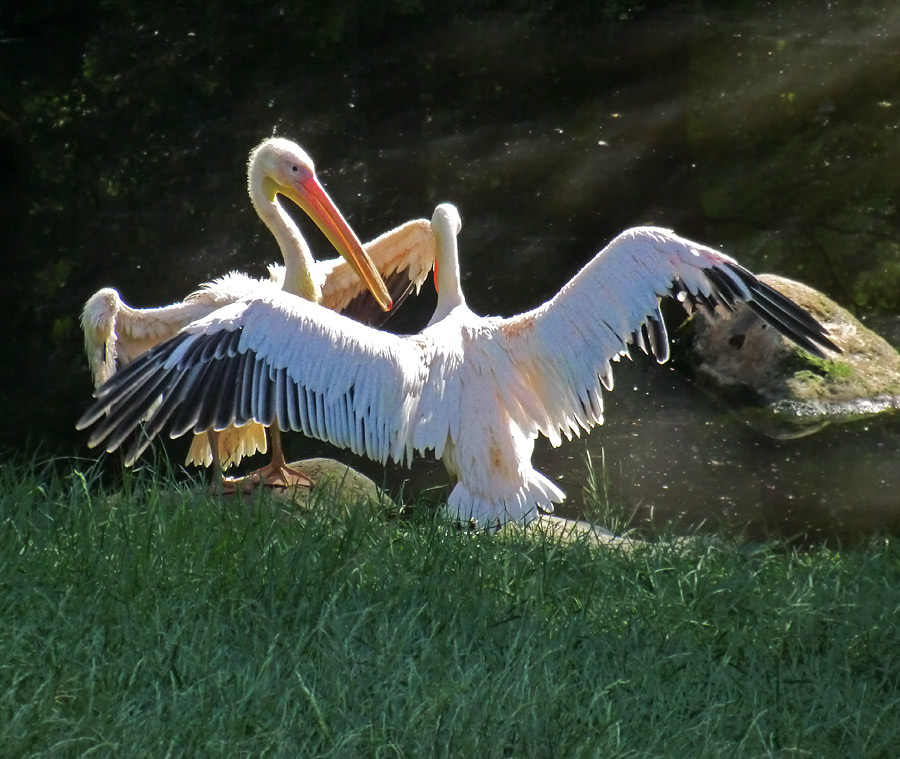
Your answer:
[79,204,838,527]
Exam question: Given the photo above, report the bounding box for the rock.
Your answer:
[672,274,900,437]
[519,514,639,548]
[227,457,395,517]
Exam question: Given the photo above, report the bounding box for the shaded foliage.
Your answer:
[1,0,897,461]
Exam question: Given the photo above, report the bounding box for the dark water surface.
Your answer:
[3,1,899,540]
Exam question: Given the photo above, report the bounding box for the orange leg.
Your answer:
[221,427,314,493]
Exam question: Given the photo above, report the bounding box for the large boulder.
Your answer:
[672,274,900,437]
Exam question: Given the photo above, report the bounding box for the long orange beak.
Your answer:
[288,176,392,312]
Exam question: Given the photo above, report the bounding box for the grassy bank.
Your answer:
[2,459,898,758]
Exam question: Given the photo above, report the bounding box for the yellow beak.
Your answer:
[283,176,393,312]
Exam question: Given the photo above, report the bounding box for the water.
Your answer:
[4,1,899,540]
[541,360,900,542]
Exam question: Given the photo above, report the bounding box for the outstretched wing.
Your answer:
[318,218,437,325]
[495,226,838,446]
[76,290,432,468]
[80,273,275,387]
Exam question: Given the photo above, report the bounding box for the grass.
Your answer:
[1,456,899,758]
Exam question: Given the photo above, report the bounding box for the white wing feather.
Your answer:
[494,227,746,446]
[81,291,435,467]
[81,273,279,386]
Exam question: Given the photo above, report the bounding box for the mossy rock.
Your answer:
[672,275,900,437]
[227,457,396,517]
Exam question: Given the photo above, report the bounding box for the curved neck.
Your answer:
[248,166,322,302]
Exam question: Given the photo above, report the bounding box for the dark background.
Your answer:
[2,0,899,535]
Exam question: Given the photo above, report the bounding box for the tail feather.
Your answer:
[184,423,268,469]
[447,471,565,529]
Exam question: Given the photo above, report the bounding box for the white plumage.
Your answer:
[81,138,438,483]
[78,203,838,527]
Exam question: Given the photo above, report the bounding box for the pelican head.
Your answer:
[248,137,392,311]
[432,203,462,238]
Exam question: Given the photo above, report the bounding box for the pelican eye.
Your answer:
[288,162,313,182]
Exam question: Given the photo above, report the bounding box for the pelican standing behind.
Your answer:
[82,138,439,488]
[78,204,839,527]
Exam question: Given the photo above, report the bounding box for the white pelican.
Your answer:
[82,137,439,489]
[77,204,838,527]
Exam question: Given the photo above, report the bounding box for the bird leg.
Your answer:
[207,429,228,495]
[246,427,315,488]
[221,427,314,492]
